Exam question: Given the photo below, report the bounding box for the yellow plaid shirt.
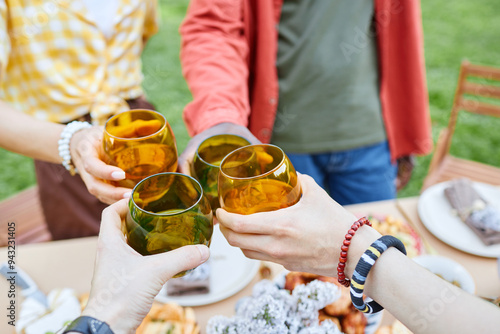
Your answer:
[0,0,158,124]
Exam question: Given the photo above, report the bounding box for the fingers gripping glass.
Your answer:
[125,173,213,277]
[191,134,251,211]
[103,109,178,188]
[218,144,302,215]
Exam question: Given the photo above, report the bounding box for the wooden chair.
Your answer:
[0,186,52,246]
[422,60,500,191]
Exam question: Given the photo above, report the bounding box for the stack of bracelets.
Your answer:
[338,217,407,314]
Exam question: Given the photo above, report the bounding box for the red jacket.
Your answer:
[180,0,432,160]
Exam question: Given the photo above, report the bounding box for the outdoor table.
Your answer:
[1,197,499,333]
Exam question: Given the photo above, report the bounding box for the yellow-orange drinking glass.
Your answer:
[103,109,178,188]
[191,134,251,211]
[125,173,213,277]
[218,144,302,214]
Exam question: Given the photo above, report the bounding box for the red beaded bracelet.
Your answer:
[337,217,372,287]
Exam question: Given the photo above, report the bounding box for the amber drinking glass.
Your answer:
[191,134,251,211]
[125,173,213,277]
[218,144,302,215]
[103,109,178,188]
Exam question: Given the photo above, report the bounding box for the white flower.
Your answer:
[207,315,251,334]
[298,319,343,334]
[292,280,340,310]
[252,279,279,297]
[292,280,341,327]
[207,279,344,334]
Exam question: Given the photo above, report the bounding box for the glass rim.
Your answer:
[219,144,287,181]
[130,172,204,217]
[104,109,167,141]
[195,134,251,169]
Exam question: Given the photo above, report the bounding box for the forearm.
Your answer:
[180,1,251,136]
[0,100,63,163]
[345,227,500,334]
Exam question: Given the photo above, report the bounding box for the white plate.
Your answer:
[418,181,500,258]
[413,255,476,294]
[156,224,260,306]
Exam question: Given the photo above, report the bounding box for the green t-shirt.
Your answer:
[271,0,386,153]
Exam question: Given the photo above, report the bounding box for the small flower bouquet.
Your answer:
[207,279,344,334]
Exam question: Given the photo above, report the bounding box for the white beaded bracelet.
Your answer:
[58,121,92,175]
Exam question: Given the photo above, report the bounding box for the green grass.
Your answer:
[398,0,500,197]
[1,0,499,200]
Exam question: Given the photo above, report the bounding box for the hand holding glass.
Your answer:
[103,109,178,188]
[218,144,302,214]
[125,173,213,277]
[191,134,250,211]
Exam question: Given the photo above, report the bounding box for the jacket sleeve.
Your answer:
[179,0,251,137]
[375,0,432,160]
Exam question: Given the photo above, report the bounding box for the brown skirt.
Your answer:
[35,97,156,240]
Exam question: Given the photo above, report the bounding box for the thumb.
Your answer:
[149,245,210,279]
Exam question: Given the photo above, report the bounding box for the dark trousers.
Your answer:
[36,97,156,240]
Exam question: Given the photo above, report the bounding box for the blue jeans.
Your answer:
[286,141,397,205]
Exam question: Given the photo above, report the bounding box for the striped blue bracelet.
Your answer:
[350,235,406,314]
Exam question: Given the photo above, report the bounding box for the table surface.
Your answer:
[1,197,499,333]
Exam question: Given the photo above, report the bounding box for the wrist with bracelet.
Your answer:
[337,217,407,314]
[58,120,92,176]
[337,217,372,287]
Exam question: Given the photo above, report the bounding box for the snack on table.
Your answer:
[444,178,500,245]
[368,215,423,258]
[285,272,368,334]
[135,302,200,334]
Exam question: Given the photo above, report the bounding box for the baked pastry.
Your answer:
[135,303,200,334]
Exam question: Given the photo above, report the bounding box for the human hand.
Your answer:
[178,122,260,176]
[81,200,210,333]
[70,127,131,204]
[216,174,380,276]
[396,155,415,191]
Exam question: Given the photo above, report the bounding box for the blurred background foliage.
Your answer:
[0,0,499,200]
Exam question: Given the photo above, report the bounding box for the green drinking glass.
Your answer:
[125,173,213,277]
[191,134,250,211]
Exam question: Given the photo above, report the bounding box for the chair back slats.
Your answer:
[465,63,500,81]
[422,61,500,191]
[458,98,500,117]
[461,82,500,100]
[457,62,500,118]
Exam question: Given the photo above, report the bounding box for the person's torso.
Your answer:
[0,0,158,124]
[271,0,386,153]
